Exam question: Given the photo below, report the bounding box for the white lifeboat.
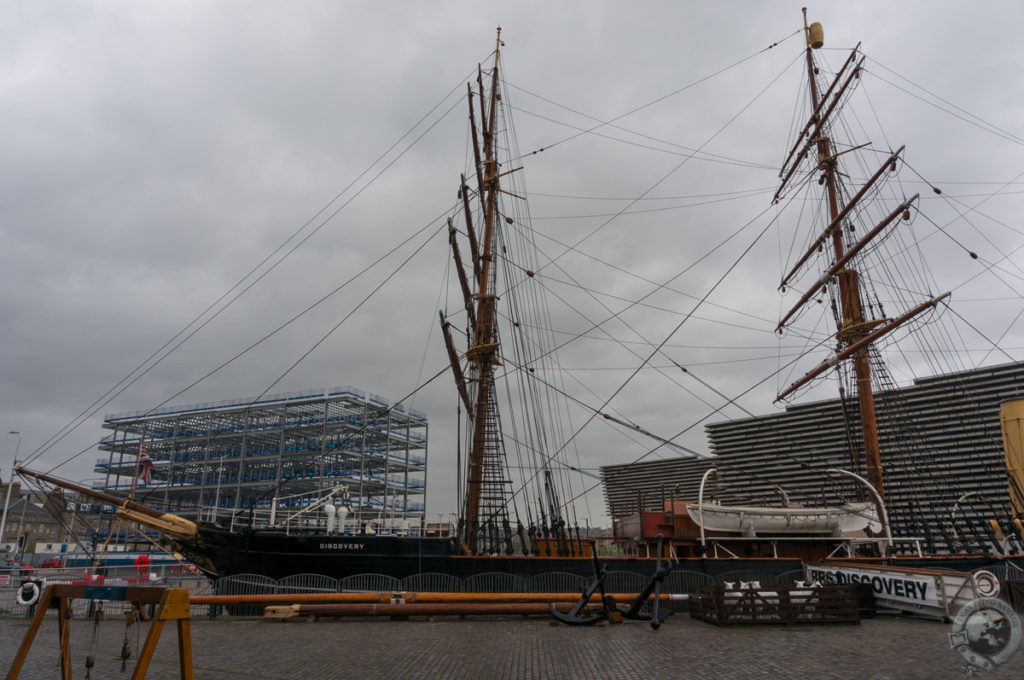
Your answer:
[686,500,880,537]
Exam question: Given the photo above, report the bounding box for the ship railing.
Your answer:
[239,511,430,536]
[825,536,928,559]
[699,534,929,560]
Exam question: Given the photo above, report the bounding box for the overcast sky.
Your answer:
[3,2,1024,526]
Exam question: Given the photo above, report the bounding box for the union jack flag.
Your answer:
[137,449,155,485]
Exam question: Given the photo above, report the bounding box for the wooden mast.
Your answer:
[800,9,885,501]
[462,28,503,552]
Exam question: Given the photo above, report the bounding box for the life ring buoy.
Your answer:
[971,570,1000,598]
[134,554,150,574]
[16,580,42,607]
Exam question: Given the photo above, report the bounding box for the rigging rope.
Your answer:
[27,73,473,471]
[40,211,453,475]
[509,28,802,161]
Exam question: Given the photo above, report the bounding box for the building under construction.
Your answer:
[602,361,1024,554]
[92,386,427,536]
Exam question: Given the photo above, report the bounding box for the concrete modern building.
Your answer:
[601,362,1024,554]
[92,386,427,540]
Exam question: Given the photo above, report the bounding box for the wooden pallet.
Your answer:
[689,583,860,626]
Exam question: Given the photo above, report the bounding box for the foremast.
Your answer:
[774,11,948,530]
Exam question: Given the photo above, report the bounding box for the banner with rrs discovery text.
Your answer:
[805,564,941,614]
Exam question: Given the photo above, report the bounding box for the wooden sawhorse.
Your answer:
[5,584,194,680]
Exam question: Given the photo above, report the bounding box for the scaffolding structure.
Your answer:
[92,386,427,536]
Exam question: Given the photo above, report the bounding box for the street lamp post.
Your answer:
[0,431,22,550]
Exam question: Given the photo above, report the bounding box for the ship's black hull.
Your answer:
[174,525,1020,582]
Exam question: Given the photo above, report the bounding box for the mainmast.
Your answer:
[460,28,509,553]
[440,31,582,556]
[799,9,884,501]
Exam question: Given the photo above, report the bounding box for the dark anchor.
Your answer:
[549,535,675,628]
[548,541,620,625]
[620,533,674,630]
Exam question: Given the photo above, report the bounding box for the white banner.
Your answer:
[805,564,940,611]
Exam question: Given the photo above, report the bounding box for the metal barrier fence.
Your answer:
[214,567,809,596]
[0,567,811,619]
[18,564,1015,619]
[0,566,212,619]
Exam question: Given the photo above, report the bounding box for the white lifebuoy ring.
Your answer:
[16,580,42,607]
[971,570,1000,598]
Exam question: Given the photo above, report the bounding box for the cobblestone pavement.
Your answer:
[1,613,1020,679]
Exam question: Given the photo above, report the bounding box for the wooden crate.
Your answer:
[689,584,860,626]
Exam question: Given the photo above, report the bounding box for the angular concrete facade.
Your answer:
[602,362,1024,553]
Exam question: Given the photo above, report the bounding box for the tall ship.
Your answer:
[16,16,1024,581]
